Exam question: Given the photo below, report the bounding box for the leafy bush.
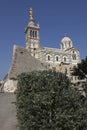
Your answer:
[72,56,87,79]
[16,70,87,130]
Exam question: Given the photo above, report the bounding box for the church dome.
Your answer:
[60,36,73,50]
[61,36,71,43]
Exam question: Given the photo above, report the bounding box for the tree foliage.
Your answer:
[16,70,87,130]
[72,56,87,79]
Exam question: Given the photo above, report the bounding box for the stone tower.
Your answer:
[25,8,40,58]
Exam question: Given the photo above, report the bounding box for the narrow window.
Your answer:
[56,56,58,61]
[30,30,32,37]
[64,57,66,62]
[33,31,34,38]
[73,51,74,53]
[72,54,76,60]
[48,55,50,61]
[35,31,37,38]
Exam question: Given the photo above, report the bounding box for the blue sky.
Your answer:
[0,0,87,79]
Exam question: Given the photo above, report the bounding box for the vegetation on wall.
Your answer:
[16,70,87,130]
[72,56,87,79]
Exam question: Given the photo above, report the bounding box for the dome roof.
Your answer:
[61,36,71,43]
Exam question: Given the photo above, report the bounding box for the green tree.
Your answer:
[72,56,87,79]
[16,70,87,130]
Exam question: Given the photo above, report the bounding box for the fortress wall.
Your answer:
[8,45,47,79]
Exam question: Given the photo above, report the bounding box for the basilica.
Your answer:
[25,8,80,76]
[3,8,81,92]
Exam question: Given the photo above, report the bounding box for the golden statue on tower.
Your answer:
[29,7,33,17]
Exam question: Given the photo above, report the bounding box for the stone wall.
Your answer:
[8,45,47,79]
[3,45,49,92]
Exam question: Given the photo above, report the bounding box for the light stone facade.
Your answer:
[25,8,80,76]
[3,8,81,92]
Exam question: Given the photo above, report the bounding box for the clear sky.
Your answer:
[0,0,87,79]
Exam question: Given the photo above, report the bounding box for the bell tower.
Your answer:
[25,8,40,57]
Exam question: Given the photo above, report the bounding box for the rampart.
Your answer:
[8,45,47,79]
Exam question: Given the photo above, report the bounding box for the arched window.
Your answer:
[56,56,59,61]
[33,31,34,38]
[35,31,37,38]
[30,30,33,37]
[64,57,66,62]
[72,54,76,60]
[48,55,50,61]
